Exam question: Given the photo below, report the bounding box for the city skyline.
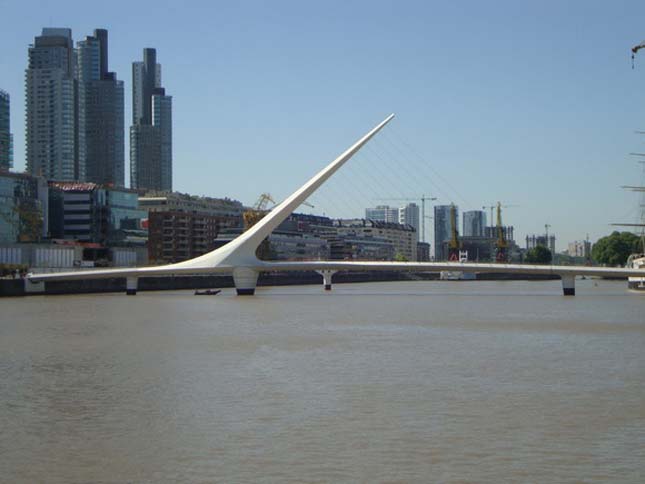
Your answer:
[1,0,644,250]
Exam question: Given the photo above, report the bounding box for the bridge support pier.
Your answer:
[316,270,337,291]
[561,274,575,296]
[126,276,138,296]
[233,267,258,295]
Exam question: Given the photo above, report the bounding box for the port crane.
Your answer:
[447,203,461,261]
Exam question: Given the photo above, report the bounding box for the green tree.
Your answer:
[525,245,552,264]
[394,252,409,262]
[591,231,642,266]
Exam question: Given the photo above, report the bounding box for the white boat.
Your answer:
[626,254,645,290]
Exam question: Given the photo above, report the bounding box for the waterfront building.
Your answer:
[0,89,13,170]
[130,48,172,191]
[398,203,420,241]
[434,204,457,261]
[142,191,243,264]
[76,29,124,186]
[336,219,417,261]
[139,190,244,221]
[463,210,486,237]
[48,182,146,247]
[365,205,399,224]
[0,171,48,244]
[25,28,76,180]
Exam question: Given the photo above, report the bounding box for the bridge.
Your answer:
[28,114,644,296]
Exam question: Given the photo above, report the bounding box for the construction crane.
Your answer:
[482,203,518,232]
[243,193,275,230]
[632,40,645,68]
[376,195,437,242]
[448,204,461,261]
[494,202,509,262]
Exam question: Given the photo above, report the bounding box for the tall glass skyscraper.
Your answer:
[25,28,76,180]
[130,48,172,191]
[76,29,124,186]
[462,210,486,237]
[0,89,12,171]
[434,204,458,260]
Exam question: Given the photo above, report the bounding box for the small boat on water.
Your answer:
[626,254,645,290]
[194,289,221,296]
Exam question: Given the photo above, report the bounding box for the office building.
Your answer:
[48,182,146,246]
[0,89,13,170]
[463,210,486,237]
[434,204,457,261]
[130,48,172,191]
[76,29,124,186]
[25,28,76,180]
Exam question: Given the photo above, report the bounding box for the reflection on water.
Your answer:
[1,280,644,483]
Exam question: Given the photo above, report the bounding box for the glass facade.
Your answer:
[0,89,12,170]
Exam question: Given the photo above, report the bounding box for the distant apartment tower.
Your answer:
[76,29,124,186]
[462,210,486,237]
[398,203,420,241]
[526,234,556,254]
[0,90,12,170]
[434,204,457,260]
[25,28,76,180]
[130,48,172,191]
[365,205,399,224]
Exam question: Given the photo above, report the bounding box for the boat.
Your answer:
[626,254,645,290]
[194,289,221,296]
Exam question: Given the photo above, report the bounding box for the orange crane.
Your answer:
[243,193,275,230]
[447,204,461,261]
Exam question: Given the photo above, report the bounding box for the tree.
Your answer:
[591,231,642,266]
[525,245,552,264]
[394,252,409,262]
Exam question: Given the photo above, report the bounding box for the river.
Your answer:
[1,279,643,483]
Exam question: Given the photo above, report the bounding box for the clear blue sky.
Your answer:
[1,0,644,249]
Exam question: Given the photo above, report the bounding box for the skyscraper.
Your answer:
[76,29,124,186]
[434,204,458,260]
[462,210,486,237]
[130,48,172,191]
[25,28,76,180]
[0,89,12,170]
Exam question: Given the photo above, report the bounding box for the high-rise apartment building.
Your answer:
[434,204,458,260]
[0,89,12,170]
[398,203,420,241]
[130,48,172,191]
[25,28,76,180]
[462,210,486,237]
[76,29,124,186]
[365,205,399,224]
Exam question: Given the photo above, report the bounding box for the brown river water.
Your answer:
[0,279,643,483]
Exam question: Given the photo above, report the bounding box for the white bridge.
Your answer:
[28,114,644,296]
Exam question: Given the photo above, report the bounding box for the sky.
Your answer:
[1,0,644,250]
